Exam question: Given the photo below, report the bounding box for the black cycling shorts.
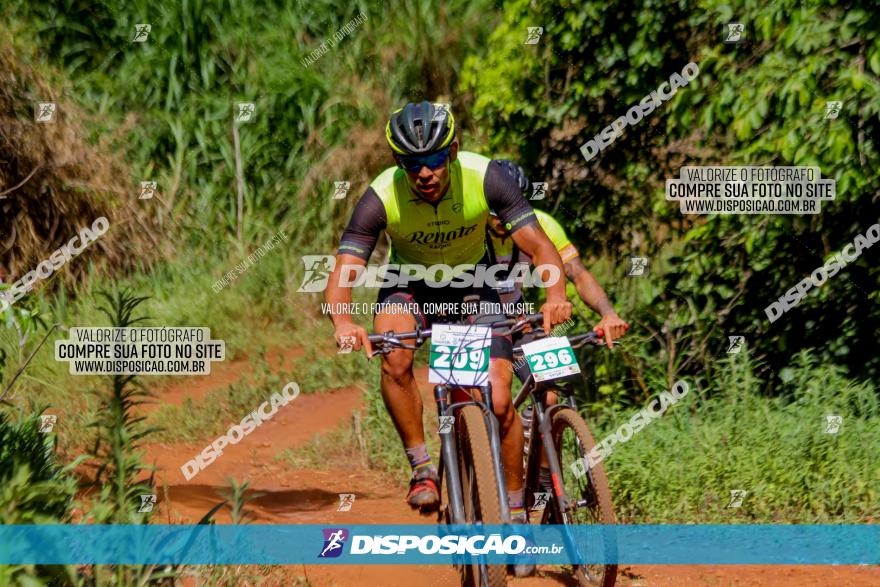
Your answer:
[375,271,513,361]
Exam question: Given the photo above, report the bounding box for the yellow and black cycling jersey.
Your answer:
[487,209,579,304]
[338,152,537,269]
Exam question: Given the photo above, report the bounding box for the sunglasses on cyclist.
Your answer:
[396,147,451,172]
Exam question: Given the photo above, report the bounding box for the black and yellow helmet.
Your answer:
[385,101,456,155]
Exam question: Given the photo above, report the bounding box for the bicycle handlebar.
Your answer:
[366,313,544,345]
[511,329,618,355]
[366,313,620,358]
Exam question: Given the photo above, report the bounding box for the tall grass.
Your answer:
[592,351,879,523]
[86,290,157,522]
[0,408,78,524]
[4,0,499,253]
[0,410,80,585]
[0,244,339,454]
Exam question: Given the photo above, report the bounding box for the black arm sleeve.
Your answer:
[484,160,537,232]
[337,188,387,261]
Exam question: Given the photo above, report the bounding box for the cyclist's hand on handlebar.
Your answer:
[593,312,629,348]
[538,300,573,334]
[334,322,373,356]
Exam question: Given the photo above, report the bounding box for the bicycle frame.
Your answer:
[434,382,512,524]
[515,375,577,521]
[366,315,615,582]
[367,314,588,526]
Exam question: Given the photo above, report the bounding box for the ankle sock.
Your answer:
[405,445,434,475]
[508,487,525,518]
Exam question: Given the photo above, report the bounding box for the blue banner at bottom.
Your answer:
[0,524,877,565]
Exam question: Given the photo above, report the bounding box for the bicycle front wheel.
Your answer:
[456,404,507,587]
[549,408,617,587]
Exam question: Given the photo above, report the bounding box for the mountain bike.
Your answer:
[512,318,618,587]
[368,315,536,587]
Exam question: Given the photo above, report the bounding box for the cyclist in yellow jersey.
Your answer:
[486,161,629,348]
[324,103,573,538]
[487,160,629,503]
[488,209,578,300]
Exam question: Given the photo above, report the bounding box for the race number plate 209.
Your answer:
[522,336,581,382]
[429,324,491,386]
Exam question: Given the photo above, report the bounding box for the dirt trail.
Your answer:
[143,352,879,587]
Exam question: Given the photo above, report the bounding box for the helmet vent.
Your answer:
[386,100,455,155]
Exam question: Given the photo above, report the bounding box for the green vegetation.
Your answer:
[462,0,880,385]
[0,409,78,525]
[0,291,228,585]
[592,351,879,522]
[0,408,81,585]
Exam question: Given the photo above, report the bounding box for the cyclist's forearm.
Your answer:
[325,295,355,327]
[323,277,354,327]
[532,245,568,302]
[323,254,365,327]
[573,269,616,317]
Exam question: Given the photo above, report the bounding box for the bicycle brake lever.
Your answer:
[367,347,391,359]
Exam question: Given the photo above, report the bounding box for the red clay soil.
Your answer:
[142,355,879,586]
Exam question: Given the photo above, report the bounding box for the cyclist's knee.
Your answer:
[381,352,413,383]
[491,389,516,428]
[489,359,515,427]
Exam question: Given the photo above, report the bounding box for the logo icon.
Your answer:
[35,102,56,123]
[39,415,57,433]
[525,27,543,45]
[139,181,157,200]
[530,182,547,201]
[726,489,747,508]
[138,494,157,513]
[236,102,255,123]
[824,101,842,120]
[724,23,745,44]
[432,103,450,122]
[332,181,350,200]
[338,335,356,354]
[132,24,152,43]
[438,416,454,434]
[531,492,550,511]
[297,255,336,292]
[824,414,842,434]
[337,493,356,512]
[727,336,745,354]
[319,528,349,558]
[627,257,648,276]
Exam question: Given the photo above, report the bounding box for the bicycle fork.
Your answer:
[435,385,466,524]
[435,384,512,524]
[528,391,587,564]
[530,395,571,515]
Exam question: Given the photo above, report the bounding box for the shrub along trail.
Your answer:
[142,358,878,586]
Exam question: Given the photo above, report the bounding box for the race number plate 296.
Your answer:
[429,324,491,386]
[522,336,580,382]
